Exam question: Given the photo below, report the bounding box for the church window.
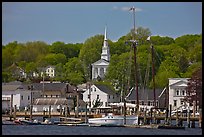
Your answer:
[176,90,179,96]
[182,90,185,96]
[174,100,177,107]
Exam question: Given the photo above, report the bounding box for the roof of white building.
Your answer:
[92,59,109,66]
[94,84,116,95]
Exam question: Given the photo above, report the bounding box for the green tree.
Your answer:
[64,57,85,85]
[44,53,67,65]
[79,34,104,81]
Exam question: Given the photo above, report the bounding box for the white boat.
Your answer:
[88,114,138,126]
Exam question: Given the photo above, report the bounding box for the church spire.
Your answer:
[104,26,107,41]
[101,26,110,61]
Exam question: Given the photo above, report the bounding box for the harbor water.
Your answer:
[2,124,202,135]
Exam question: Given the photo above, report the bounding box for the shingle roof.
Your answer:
[33,97,86,107]
[126,88,163,101]
[2,85,22,91]
[32,83,67,91]
[95,84,115,95]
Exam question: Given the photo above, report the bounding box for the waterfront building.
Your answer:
[168,78,192,111]
[126,88,165,112]
[83,84,120,109]
[2,81,41,111]
[91,26,110,80]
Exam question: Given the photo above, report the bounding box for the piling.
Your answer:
[75,94,79,118]
[144,108,147,125]
[176,108,179,126]
[60,105,62,117]
[169,105,172,124]
[187,107,190,128]
[30,105,33,121]
[85,103,88,124]
[10,94,13,120]
[13,105,17,120]
[25,109,27,120]
[199,108,202,128]
[49,105,51,118]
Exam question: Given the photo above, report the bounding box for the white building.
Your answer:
[2,82,41,111]
[83,84,120,108]
[91,26,110,80]
[40,65,56,78]
[168,78,190,111]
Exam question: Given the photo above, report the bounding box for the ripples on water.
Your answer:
[2,125,202,135]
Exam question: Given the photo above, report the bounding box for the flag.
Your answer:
[147,36,151,41]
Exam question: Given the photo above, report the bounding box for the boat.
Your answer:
[14,118,41,125]
[88,113,138,126]
[57,117,84,125]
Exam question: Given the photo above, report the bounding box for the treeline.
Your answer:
[2,27,202,92]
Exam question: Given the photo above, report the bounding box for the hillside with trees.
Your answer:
[2,27,202,94]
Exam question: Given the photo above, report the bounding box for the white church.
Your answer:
[91,27,110,80]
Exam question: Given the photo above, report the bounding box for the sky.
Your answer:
[2,2,202,45]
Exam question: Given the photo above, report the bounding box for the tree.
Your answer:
[150,35,174,45]
[64,57,85,85]
[185,67,202,109]
[79,34,104,81]
[44,53,67,65]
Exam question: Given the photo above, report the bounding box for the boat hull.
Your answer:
[88,115,138,126]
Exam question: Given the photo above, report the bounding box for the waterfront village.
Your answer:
[2,8,202,129]
[2,25,202,128]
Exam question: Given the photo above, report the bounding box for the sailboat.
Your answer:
[88,7,139,127]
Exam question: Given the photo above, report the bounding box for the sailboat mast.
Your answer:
[151,43,156,108]
[130,6,139,114]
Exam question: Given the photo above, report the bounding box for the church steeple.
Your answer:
[101,26,110,61]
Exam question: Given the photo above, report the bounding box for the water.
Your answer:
[2,125,202,135]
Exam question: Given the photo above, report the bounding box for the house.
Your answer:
[2,81,41,111]
[91,26,110,80]
[83,84,120,109]
[31,82,86,112]
[8,63,27,79]
[168,78,191,111]
[38,65,56,78]
[126,87,165,112]
[32,97,86,112]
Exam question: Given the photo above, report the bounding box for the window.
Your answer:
[141,101,144,105]
[176,90,179,96]
[181,100,184,105]
[174,100,177,107]
[182,90,185,96]
[108,95,110,99]
[21,95,23,100]
[105,102,108,107]
[156,101,158,107]
[94,88,96,92]
[88,94,90,99]
[97,95,99,99]
[113,95,114,99]
[148,101,150,106]
[28,96,30,100]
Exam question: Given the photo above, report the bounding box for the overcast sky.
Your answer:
[2,2,202,45]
